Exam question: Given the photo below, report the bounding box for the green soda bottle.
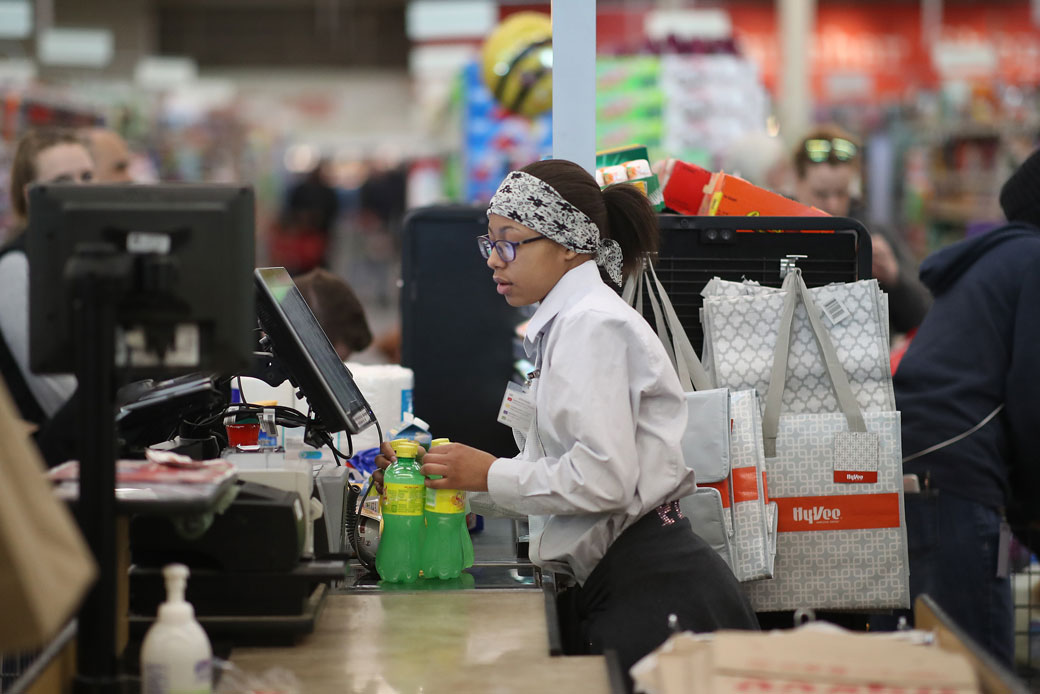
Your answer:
[376,439,425,583]
[421,438,472,579]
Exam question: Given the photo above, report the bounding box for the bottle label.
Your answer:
[426,487,466,514]
[383,482,424,516]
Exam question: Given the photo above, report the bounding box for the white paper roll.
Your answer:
[343,363,414,452]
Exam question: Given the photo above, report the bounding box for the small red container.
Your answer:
[226,423,261,448]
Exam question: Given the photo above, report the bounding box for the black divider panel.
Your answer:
[650,215,872,357]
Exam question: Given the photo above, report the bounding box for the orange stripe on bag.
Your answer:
[732,467,759,503]
[774,494,900,532]
[702,479,730,508]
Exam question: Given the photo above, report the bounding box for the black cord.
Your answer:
[183,403,311,430]
[371,408,383,449]
[236,375,246,404]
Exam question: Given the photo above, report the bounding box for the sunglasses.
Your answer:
[803,137,858,163]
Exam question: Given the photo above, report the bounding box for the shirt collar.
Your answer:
[523,260,603,357]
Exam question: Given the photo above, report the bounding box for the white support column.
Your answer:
[778,0,815,147]
[921,0,943,50]
[551,1,596,174]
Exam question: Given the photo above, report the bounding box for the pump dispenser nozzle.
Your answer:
[165,564,188,602]
[157,563,195,624]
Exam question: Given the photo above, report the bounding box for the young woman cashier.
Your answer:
[377,159,757,687]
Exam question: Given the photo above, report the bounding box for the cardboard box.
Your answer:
[662,160,713,215]
[701,172,829,221]
[632,628,979,694]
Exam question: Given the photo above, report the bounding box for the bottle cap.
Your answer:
[430,438,451,448]
[390,439,419,459]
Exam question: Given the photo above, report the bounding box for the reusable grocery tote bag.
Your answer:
[701,275,894,414]
[743,269,908,612]
[624,262,773,582]
[706,388,775,582]
[0,376,96,650]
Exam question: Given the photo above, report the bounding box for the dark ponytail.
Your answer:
[519,158,659,286]
[602,182,658,279]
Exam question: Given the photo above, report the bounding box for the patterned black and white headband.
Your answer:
[488,170,624,286]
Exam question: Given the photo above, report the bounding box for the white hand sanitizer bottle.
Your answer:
[140,564,213,694]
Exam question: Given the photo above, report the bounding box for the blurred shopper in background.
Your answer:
[5,129,93,240]
[273,158,340,274]
[0,129,93,452]
[81,127,133,184]
[872,147,1040,666]
[293,267,373,362]
[792,125,932,338]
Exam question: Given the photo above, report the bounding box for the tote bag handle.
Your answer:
[761,268,866,457]
[625,258,713,392]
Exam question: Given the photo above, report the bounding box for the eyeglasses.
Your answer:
[802,137,858,164]
[477,234,548,262]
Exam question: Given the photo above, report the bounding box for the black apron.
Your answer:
[556,500,759,693]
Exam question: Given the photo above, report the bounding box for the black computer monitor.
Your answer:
[116,373,225,450]
[27,183,256,376]
[254,267,376,436]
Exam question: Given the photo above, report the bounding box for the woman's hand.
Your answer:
[420,442,496,492]
[372,440,425,493]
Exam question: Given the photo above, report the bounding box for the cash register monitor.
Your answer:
[254,267,376,435]
[27,183,256,376]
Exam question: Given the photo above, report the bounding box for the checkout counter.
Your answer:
[228,522,618,694]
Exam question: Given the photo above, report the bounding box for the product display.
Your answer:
[596,144,665,210]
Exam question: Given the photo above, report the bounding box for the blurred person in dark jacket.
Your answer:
[872,147,1040,666]
[275,159,340,274]
[792,126,932,337]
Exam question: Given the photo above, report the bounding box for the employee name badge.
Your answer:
[498,381,535,431]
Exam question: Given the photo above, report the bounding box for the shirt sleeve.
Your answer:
[466,490,528,519]
[486,312,643,516]
[0,252,77,417]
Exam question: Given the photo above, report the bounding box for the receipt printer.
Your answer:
[130,480,306,573]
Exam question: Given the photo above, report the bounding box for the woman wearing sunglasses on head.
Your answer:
[792,125,932,340]
[376,159,757,691]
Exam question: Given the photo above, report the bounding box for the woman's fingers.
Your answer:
[374,440,396,471]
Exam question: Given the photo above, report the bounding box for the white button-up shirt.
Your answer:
[0,248,76,416]
[475,260,694,584]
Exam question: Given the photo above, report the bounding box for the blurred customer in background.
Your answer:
[293,267,373,362]
[1,128,93,443]
[872,147,1040,666]
[81,127,133,184]
[792,125,931,338]
[271,159,340,275]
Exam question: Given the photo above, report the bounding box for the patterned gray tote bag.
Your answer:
[743,269,909,612]
[625,262,773,582]
[701,275,894,415]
